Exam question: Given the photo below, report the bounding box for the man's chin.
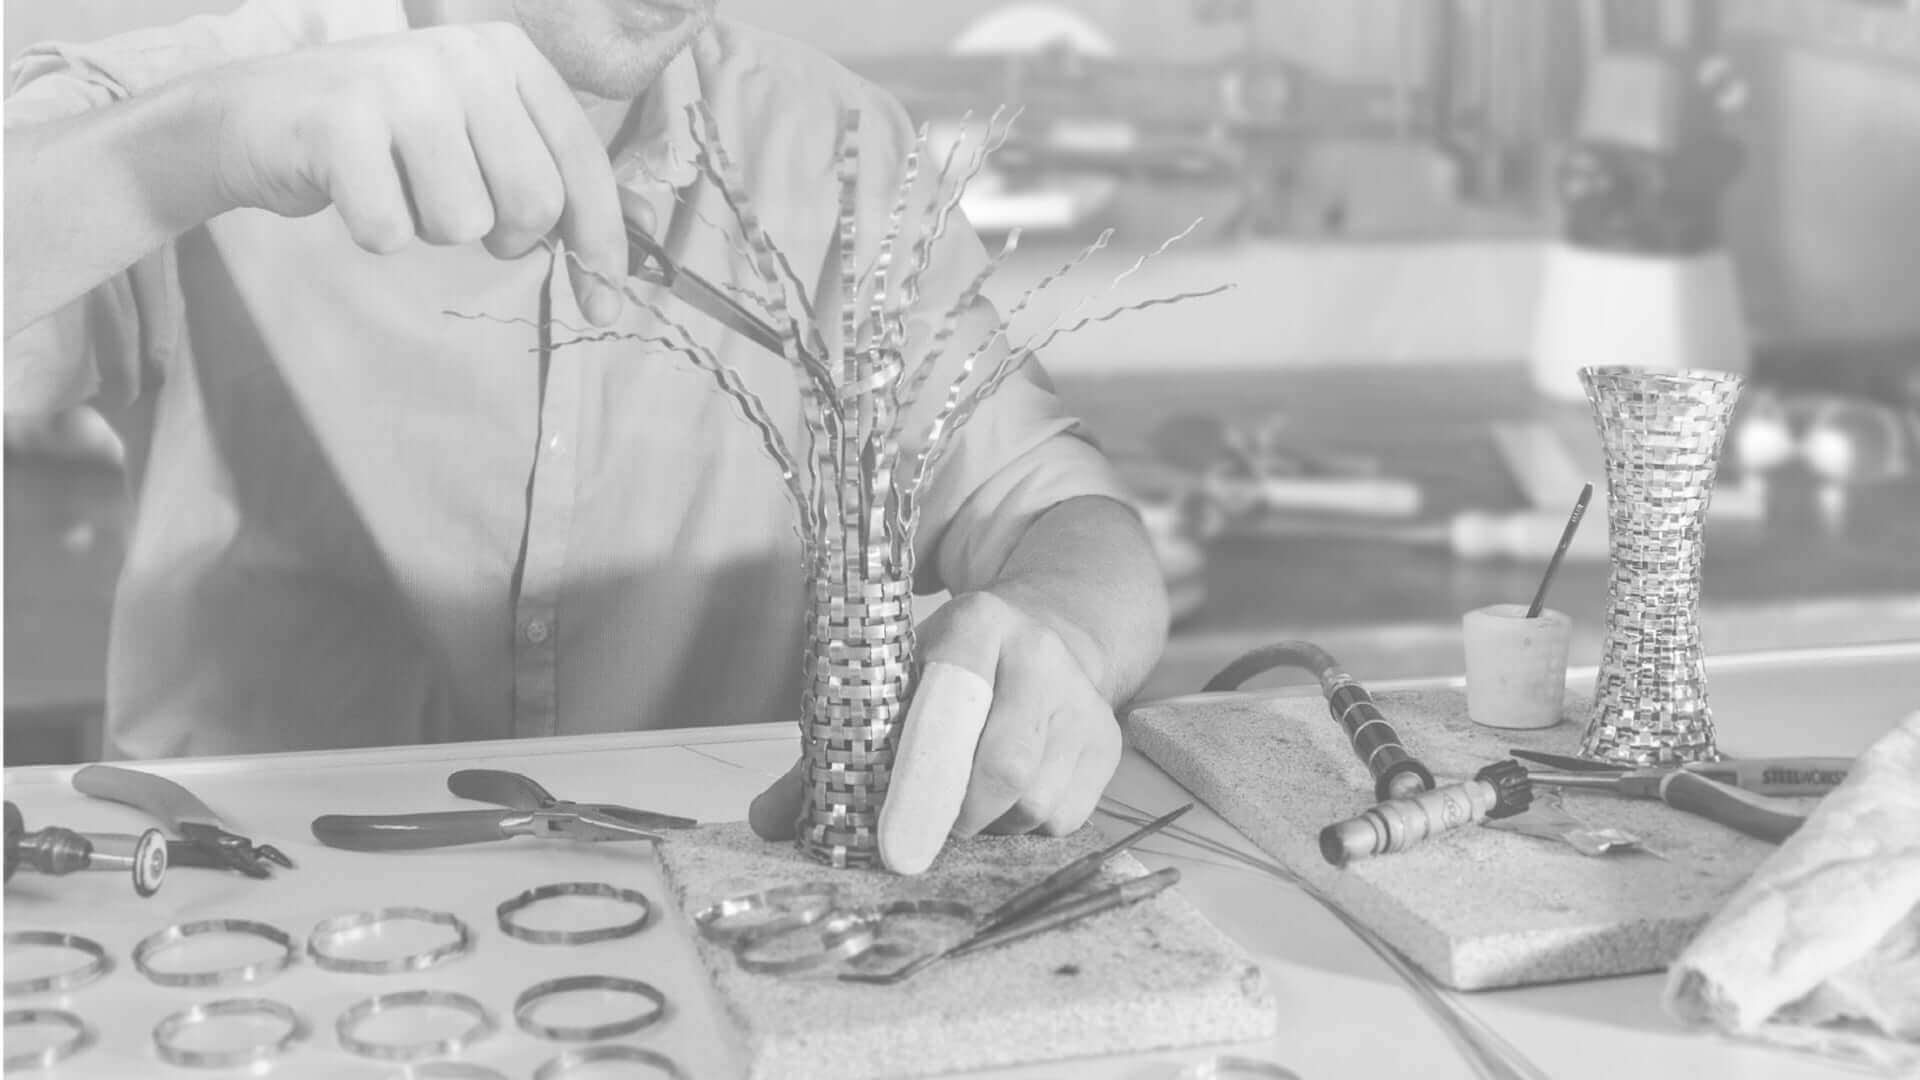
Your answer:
[563,15,706,99]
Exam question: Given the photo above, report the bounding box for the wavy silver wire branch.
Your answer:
[866,122,929,368]
[921,285,1233,497]
[1097,796,1550,1080]
[667,103,825,342]
[629,295,818,553]
[622,156,773,303]
[1016,217,1207,360]
[892,106,1017,314]
[1017,283,1235,365]
[442,307,602,343]
[897,225,1113,469]
[884,227,1023,450]
[685,104,838,411]
[682,110,838,548]
[550,239,831,528]
[834,110,864,392]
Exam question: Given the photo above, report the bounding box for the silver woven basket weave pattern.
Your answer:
[799,551,915,869]
[1579,366,1745,766]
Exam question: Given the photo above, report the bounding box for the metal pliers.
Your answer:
[73,764,294,878]
[626,219,786,357]
[1508,749,1852,797]
[309,770,695,853]
[1509,751,1814,845]
[447,769,696,833]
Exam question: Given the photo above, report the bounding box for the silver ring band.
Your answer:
[3,932,113,996]
[383,1065,511,1080]
[733,910,876,975]
[1177,1055,1304,1080]
[307,908,472,974]
[3,1008,96,1071]
[336,990,497,1062]
[133,920,296,988]
[497,882,652,945]
[534,1044,688,1080]
[513,975,668,1042]
[152,997,308,1069]
[692,882,840,944]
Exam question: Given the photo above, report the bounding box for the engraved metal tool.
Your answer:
[1320,760,1533,866]
[5,802,168,897]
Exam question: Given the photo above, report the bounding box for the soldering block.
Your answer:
[1126,687,1793,991]
[656,823,1275,1080]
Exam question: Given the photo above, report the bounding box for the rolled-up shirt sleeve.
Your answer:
[5,39,163,416]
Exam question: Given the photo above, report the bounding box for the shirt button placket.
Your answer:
[513,294,585,740]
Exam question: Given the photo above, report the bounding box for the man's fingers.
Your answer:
[950,666,1053,837]
[391,95,494,246]
[1040,706,1123,837]
[323,100,413,255]
[877,661,994,875]
[748,757,805,841]
[979,709,1076,835]
[506,34,625,325]
[464,78,565,260]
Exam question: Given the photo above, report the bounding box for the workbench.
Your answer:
[7,641,1916,1079]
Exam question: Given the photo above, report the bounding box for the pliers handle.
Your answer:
[448,770,696,831]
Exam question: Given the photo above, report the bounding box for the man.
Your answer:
[3,0,1169,855]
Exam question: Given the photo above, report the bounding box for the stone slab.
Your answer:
[656,822,1276,1080]
[1126,687,1799,990]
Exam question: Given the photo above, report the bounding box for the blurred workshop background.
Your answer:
[7,0,1920,763]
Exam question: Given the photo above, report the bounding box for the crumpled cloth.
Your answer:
[1665,710,1920,1076]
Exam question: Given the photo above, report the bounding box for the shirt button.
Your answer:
[523,618,552,645]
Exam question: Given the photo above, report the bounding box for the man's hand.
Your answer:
[197,23,626,323]
[748,590,1124,872]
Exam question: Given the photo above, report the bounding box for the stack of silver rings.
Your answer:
[7,883,694,1075]
[689,882,977,977]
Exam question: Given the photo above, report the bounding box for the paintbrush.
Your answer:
[1526,483,1593,619]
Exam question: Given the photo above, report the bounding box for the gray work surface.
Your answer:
[1126,685,1791,991]
[656,822,1276,1080]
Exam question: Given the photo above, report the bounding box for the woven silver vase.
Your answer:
[797,543,914,869]
[1579,366,1745,766]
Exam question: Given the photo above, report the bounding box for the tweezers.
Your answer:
[626,220,786,357]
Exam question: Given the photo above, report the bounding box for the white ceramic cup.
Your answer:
[1462,603,1573,730]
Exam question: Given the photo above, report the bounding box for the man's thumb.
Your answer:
[748,757,806,840]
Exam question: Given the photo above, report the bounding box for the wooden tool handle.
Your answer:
[1660,771,1805,844]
